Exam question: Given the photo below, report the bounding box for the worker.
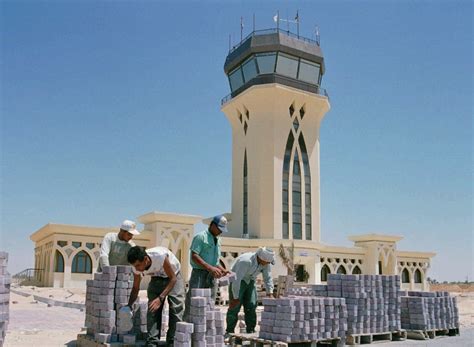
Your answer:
[98,219,139,271]
[183,215,229,321]
[225,247,275,336]
[127,246,185,347]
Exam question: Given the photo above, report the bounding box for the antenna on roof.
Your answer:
[273,11,280,30]
[240,16,244,42]
[253,13,255,32]
[315,25,320,45]
[295,10,300,38]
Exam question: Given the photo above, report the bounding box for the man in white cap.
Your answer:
[126,246,185,346]
[225,247,275,336]
[183,214,229,321]
[98,219,140,271]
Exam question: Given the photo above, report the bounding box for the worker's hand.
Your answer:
[209,266,225,278]
[229,298,240,309]
[148,297,162,313]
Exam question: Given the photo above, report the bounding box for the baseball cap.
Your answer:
[120,220,140,236]
[211,215,229,233]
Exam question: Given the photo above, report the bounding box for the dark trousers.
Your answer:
[146,273,185,346]
[226,280,257,334]
[183,268,216,322]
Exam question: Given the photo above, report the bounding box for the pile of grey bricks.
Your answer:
[287,284,328,297]
[0,252,10,347]
[400,291,459,331]
[186,288,225,347]
[327,274,402,335]
[259,296,347,343]
[175,322,194,347]
[84,265,146,344]
[217,272,236,287]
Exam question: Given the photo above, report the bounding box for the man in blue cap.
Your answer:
[183,215,229,321]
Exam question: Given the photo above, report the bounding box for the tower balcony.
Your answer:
[223,28,328,105]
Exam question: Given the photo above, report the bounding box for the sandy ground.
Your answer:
[5,291,85,347]
[4,286,474,346]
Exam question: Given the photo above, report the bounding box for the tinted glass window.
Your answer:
[298,59,320,84]
[256,53,276,74]
[242,57,258,82]
[229,67,244,92]
[276,53,298,78]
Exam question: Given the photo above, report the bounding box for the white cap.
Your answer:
[256,247,275,263]
[120,220,140,236]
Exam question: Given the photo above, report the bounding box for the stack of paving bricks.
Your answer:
[175,322,194,347]
[187,288,225,347]
[0,252,10,347]
[327,274,401,335]
[259,296,347,343]
[287,284,328,297]
[217,272,236,287]
[400,291,459,331]
[84,265,145,344]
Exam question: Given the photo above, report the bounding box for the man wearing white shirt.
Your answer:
[98,220,139,272]
[127,246,185,347]
[226,247,275,336]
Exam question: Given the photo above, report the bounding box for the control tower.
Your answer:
[221,28,330,242]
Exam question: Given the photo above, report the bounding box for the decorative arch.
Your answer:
[243,150,248,237]
[298,133,311,240]
[281,104,313,241]
[292,147,302,239]
[402,268,410,283]
[414,268,422,283]
[71,250,92,274]
[336,265,347,274]
[321,264,331,282]
[54,250,64,273]
[352,265,362,274]
[282,131,294,239]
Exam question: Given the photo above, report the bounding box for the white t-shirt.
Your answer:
[135,247,180,278]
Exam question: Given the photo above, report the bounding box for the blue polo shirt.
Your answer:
[190,229,221,270]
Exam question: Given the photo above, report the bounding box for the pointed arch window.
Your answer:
[299,134,312,240]
[282,132,294,239]
[352,266,362,274]
[243,150,248,237]
[414,269,422,283]
[292,150,302,239]
[337,265,347,274]
[54,250,64,273]
[402,268,410,283]
[72,251,92,274]
[281,127,313,240]
[321,264,330,282]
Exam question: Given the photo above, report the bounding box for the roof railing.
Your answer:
[229,28,320,54]
[221,84,329,106]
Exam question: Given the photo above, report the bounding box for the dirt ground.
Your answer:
[4,285,474,346]
[430,283,474,328]
[5,291,84,347]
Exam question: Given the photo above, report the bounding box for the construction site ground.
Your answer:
[3,284,474,346]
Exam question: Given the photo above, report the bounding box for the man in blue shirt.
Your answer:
[184,215,229,321]
[225,247,275,336]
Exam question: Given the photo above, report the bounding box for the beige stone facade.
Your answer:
[29,60,436,291]
[30,224,153,288]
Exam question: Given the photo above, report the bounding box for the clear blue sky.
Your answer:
[1,1,472,281]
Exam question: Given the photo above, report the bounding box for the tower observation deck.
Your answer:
[222,29,328,105]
